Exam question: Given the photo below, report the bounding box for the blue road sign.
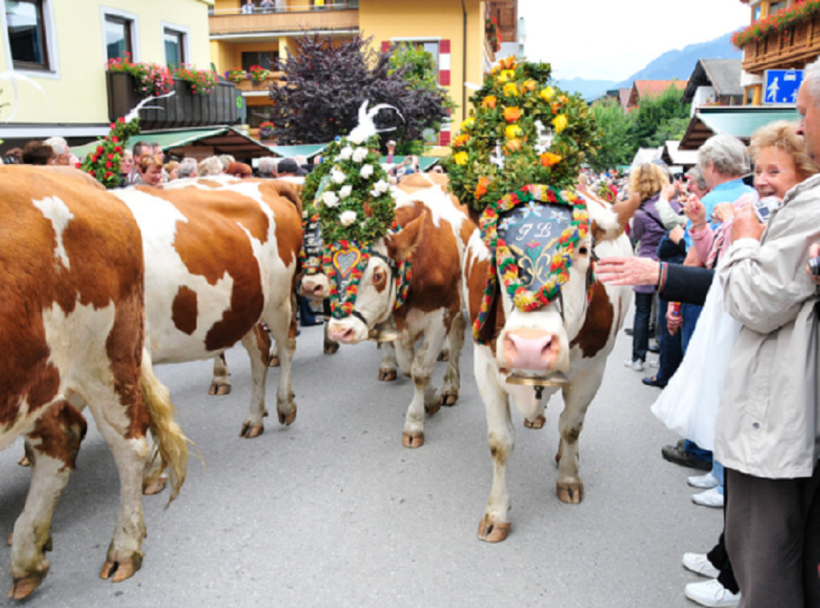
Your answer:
[764,69,803,105]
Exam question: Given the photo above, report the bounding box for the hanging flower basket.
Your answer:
[731,0,820,49]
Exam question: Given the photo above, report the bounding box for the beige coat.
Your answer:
[716,174,820,479]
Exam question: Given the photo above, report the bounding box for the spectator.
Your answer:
[257,156,278,178]
[177,157,198,179]
[164,161,180,181]
[241,0,255,13]
[128,141,152,184]
[120,150,134,185]
[259,0,274,11]
[152,143,165,164]
[198,156,224,177]
[134,154,164,187]
[226,161,253,178]
[386,139,396,164]
[43,137,71,166]
[22,141,54,165]
[3,147,22,165]
[623,163,671,373]
[277,157,306,177]
[217,155,235,172]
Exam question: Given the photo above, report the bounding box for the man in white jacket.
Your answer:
[717,59,820,607]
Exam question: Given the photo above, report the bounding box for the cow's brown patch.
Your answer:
[26,400,88,470]
[569,282,614,358]
[465,251,505,346]
[172,286,198,335]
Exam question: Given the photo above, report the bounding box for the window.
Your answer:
[164,27,186,68]
[105,15,132,61]
[5,0,49,70]
[248,106,273,129]
[242,50,279,71]
[768,1,787,16]
[752,5,762,21]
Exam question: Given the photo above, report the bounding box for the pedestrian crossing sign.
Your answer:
[763,69,803,105]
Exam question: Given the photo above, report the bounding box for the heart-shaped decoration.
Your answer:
[333,248,361,278]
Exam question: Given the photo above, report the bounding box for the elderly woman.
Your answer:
[198,156,224,177]
[624,162,671,372]
[134,154,164,187]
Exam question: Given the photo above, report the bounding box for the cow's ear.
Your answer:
[386,212,426,260]
[590,216,623,243]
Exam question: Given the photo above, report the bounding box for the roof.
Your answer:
[267,143,330,159]
[73,126,276,160]
[629,80,688,107]
[682,59,743,104]
[618,88,631,110]
[661,140,699,167]
[630,147,663,168]
[679,106,801,150]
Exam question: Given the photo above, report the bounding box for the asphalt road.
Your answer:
[1,319,722,608]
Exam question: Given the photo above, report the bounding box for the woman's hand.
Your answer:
[666,306,683,335]
[668,225,685,244]
[712,202,735,223]
[731,202,765,242]
[596,256,661,286]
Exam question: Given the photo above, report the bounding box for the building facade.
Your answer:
[0,0,214,144]
[208,0,517,151]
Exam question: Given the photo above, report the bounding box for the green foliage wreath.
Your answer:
[443,58,601,212]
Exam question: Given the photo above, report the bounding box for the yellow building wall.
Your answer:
[0,0,212,126]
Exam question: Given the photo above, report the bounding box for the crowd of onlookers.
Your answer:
[592,59,820,608]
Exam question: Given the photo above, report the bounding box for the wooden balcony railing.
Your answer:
[210,7,359,37]
[234,72,284,93]
[742,15,820,73]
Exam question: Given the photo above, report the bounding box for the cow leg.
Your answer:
[554,368,604,505]
[474,346,514,543]
[265,307,297,429]
[440,312,465,406]
[239,324,273,438]
[209,353,232,396]
[378,341,398,382]
[9,401,86,599]
[402,327,446,448]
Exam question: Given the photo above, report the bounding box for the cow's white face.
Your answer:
[301,272,329,299]
[326,243,397,344]
[495,232,594,375]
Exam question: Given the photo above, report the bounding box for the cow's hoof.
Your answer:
[324,342,340,355]
[9,569,48,600]
[143,475,167,496]
[240,421,264,438]
[556,481,584,504]
[208,383,231,396]
[278,407,297,426]
[378,369,397,382]
[437,349,450,362]
[425,401,441,417]
[477,520,510,543]
[17,454,30,467]
[269,356,280,368]
[7,531,12,546]
[440,392,458,406]
[100,552,142,583]
[402,432,424,448]
[524,414,546,429]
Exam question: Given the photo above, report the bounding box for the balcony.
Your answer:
[209,4,359,40]
[234,72,284,98]
[742,15,820,74]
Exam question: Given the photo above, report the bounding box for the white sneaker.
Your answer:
[684,578,740,607]
[682,552,720,578]
[688,473,719,489]
[624,358,644,372]
[692,487,724,508]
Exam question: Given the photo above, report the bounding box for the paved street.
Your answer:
[1,319,722,608]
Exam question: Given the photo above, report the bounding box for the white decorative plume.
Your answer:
[346,100,404,144]
[0,71,49,122]
[123,90,176,124]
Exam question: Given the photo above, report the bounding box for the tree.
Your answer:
[590,97,635,171]
[267,34,450,145]
[629,84,691,151]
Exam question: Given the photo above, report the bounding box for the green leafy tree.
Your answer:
[629,84,691,150]
[590,97,635,171]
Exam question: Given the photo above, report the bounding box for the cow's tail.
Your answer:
[140,353,190,503]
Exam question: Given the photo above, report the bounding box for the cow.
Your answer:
[326,181,476,447]
[109,177,303,439]
[0,166,189,598]
[462,186,632,542]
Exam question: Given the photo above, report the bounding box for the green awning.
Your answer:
[267,143,329,159]
[680,106,801,150]
[382,156,440,172]
[73,126,276,160]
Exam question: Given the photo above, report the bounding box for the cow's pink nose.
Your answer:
[328,325,355,343]
[503,330,556,370]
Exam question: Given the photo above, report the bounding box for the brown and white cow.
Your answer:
[110,177,303,438]
[462,189,632,542]
[0,166,188,598]
[327,181,475,447]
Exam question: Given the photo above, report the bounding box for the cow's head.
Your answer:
[472,186,617,377]
[326,212,424,344]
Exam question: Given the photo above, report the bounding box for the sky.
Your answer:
[517,0,751,82]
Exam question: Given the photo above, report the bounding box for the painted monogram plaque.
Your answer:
[497,203,573,292]
[303,217,323,259]
[330,243,363,294]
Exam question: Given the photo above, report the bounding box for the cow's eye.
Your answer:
[579,246,589,255]
[373,271,384,283]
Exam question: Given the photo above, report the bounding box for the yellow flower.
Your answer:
[453,134,470,148]
[553,114,568,133]
[498,69,516,83]
[540,152,562,167]
[522,79,538,92]
[503,106,522,123]
[481,95,497,109]
[539,87,555,102]
[505,138,523,153]
[454,151,469,165]
[503,82,518,97]
[505,124,523,139]
[461,118,475,132]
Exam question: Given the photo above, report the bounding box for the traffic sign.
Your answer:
[763,69,803,105]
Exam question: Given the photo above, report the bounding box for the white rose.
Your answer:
[347,132,365,145]
[339,185,353,198]
[360,164,374,179]
[339,146,353,161]
[322,191,340,207]
[340,210,358,227]
[352,147,369,163]
[331,168,346,184]
[374,179,389,194]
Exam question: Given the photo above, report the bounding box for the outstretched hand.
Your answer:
[596,256,661,287]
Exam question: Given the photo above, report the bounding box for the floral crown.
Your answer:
[445,57,600,212]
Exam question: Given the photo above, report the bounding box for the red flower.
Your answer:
[107,153,114,160]
[105,161,113,169]
[111,136,119,143]
[96,146,104,154]
[114,146,122,153]
[119,117,125,123]
[104,171,113,179]
[75,162,81,169]
[110,123,116,130]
